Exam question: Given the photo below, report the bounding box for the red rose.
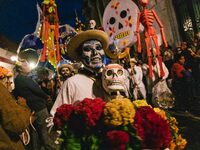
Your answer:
[73,98,106,127]
[55,104,74,121]
[134,106,172,149]
[53,116,63,129]
[106,130,129,150]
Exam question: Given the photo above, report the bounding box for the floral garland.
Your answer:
[53,98,187,150]
[0,66,12,79]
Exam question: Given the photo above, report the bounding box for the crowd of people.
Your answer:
[0,28,200,150]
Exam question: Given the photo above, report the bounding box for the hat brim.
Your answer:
[67,30,109,60]
[58,64,73,74]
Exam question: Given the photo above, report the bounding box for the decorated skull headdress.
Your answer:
[102,63,129,97]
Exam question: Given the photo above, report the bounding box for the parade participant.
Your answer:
[13,50,56,150]
[58,63,74,82]
[128,58,146,100]
[143,51,169,106]
[171,54,192,111]
[50,29,109,116]
[0,66,32,150]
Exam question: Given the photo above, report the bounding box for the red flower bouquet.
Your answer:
[53,98,186,150]
[134,106,172,150]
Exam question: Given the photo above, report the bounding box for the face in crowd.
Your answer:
[60,67,72,78]
[178,56,185,65]
[18,59,32,75]
[82,40,105,69]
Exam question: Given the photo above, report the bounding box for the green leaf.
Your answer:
[66,138,81,150]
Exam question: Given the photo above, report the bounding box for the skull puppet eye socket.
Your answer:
[106,70,113,76]
[109,17,116,25]
[120,10,127,18]
[117,69,123,76]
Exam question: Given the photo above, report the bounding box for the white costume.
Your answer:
[50,74,95,116]
[128,66,146,99]
[142,60,169,94]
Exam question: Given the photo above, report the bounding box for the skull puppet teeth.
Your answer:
[115,31,130,39]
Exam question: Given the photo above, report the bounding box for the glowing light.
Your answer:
[29,62,37,69]
[10,55,18,61]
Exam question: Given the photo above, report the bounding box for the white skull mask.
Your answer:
[102,63,129,96]
[89,20,96,29]
[82,40,105,69]
[103,0,143,50]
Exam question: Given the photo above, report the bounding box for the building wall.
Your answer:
[153,0,181,47]
[0,48,15,70]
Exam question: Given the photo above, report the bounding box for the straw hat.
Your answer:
[58,64,74,75]
[67,29,109,60]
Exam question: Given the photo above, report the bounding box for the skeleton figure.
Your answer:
[89,20,96,30]
[136,0,167,78]
[82,40,106,69]
[102,63,129,98]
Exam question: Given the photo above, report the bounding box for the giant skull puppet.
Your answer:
[103,0,143,51]
[102,63,129,98]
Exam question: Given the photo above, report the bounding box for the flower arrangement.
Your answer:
[54,98,187,150]
[154,108,187,150]
[0,66,13,79]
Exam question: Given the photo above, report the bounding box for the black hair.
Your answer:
[174,53,184,62]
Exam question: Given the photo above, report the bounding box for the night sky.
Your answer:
[0,0,84,43]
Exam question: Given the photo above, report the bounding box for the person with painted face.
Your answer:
[50,30,109,116]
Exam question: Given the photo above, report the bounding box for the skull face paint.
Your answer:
[103,0,143,50]
[102,64,129,96]
[82,40,105,69]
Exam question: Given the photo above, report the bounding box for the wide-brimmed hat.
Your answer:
[58,64,74,74]
[67,29,109,60]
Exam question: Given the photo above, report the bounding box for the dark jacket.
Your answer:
[14,74,48,112]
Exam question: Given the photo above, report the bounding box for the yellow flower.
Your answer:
[168,115,187,150]
[132,100,151,109]
[104,98,135,126]
[176,134,187,149]
[169,140,176,150]
[154,108,168,120]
